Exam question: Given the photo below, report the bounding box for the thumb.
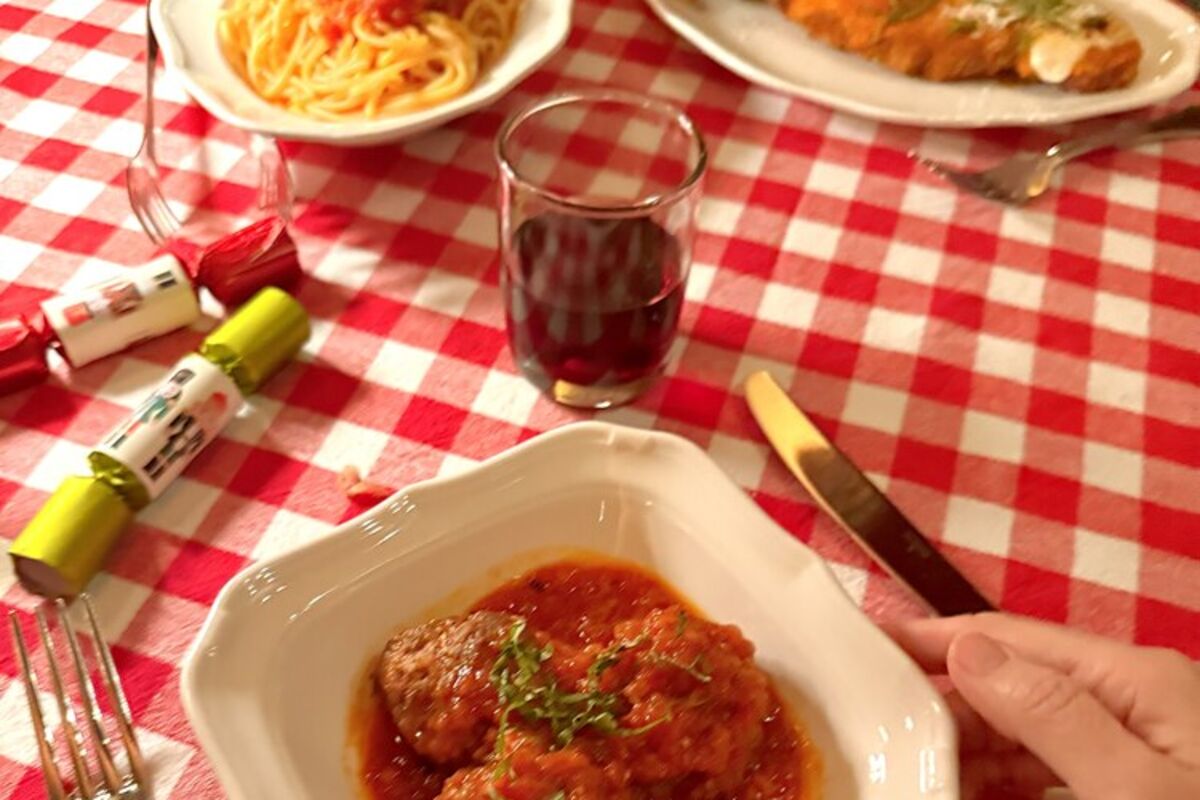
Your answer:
[947,631,1162,800]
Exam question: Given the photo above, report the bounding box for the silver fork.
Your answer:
[913,105,1200,204]
[125,7,180,245]
[126,6,294,246]
[8,596,151,800]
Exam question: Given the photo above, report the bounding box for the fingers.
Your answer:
[947,631,1166,800]
[1122,647,1200,767]
[944,690,995,754]
[947,690,1063,798]
[888,613,1141,722]
[960,751,1059,800]
[944,690,1025,755]
[888,613,1128,675]
[881,616,959,672]
[892,618,1200,797]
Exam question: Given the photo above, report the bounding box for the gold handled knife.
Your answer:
[745,371,994,616]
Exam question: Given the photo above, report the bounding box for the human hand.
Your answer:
[887,613,1200,800]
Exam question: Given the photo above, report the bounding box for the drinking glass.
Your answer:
[495,90,707,409]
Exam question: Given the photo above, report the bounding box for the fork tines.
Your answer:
[8,595,150,800]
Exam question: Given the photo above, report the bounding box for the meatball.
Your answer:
[437,733,630,800]
[590,606,773,797]
[377,610,520,765]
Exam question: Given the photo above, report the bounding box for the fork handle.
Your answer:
[1049,106,1200,162]
[144,5,157,155]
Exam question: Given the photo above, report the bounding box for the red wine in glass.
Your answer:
[504,212,686,396]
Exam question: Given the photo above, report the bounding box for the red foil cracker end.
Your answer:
[0,315,51,394]
[196,217,302,308]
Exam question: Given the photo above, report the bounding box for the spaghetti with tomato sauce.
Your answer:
[218,0,522,120]
[352,561,821,800]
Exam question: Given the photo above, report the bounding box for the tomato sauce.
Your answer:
[474,561,681,644]
[356,683,448,800]
[316,0,470,37]
[352,560,821,799]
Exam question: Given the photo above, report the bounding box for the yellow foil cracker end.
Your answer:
[8,476,134,598]
[200,287,310,394]
[87,451,152,510]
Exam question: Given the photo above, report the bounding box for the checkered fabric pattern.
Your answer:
[0,0,1197,796]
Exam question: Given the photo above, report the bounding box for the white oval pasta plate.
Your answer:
[181,422,958,800]
[149,0,572,146]
[644,0,1200,128]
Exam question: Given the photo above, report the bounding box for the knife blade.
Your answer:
[745,371,994,616]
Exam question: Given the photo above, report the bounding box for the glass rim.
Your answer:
[495,89,708,215]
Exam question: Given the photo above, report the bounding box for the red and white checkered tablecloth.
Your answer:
[0,0,1197,796]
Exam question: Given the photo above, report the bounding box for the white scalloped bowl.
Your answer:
[149,0,571,145]
[181,422,958,799]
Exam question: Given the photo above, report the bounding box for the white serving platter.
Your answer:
[645,0,1200,128]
